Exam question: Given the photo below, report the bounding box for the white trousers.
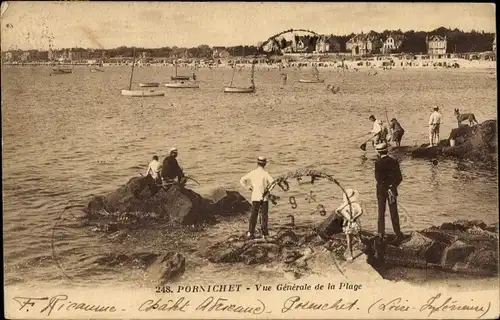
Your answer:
[429,124,440,146]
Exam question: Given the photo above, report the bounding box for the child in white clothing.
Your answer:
[335,188,363,262]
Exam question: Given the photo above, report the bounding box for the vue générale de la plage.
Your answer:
[2,2,498,319]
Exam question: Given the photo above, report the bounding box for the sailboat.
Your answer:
[299,65,324,83]
[223,58,255,93]
[170,62,191,81]
[121,48,165,97]
[164,61,199,88]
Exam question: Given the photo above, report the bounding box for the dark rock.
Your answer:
[210,189,251,216]
[205,243,244,263]
[147,252,186,283]
[461,249,498,276]
[276,229,299,246]
[405,119,497,166]
[421,228,460,244]
[441,240,476,269]
[314,213,344,239]
[438,220,487,232]
[85,177,249,225]
[241,245,270,265]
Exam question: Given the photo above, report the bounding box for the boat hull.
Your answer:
[299,79,324,83]
[139,83,160,87]
[223,86,255,93]
[121,90,165,97]
[165,83,200,89]
[171,76,190,81]
[51,70,72,74]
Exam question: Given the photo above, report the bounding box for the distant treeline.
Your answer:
[37,27,495,59]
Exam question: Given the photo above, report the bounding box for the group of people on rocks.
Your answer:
[237,144,403,262]
[368,105,443,148]
[144,107,444,263]
[145,147,186,188]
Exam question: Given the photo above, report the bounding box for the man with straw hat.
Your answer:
[374,143,404,244]
[240,156,275,240]
[428,106,442,147]
[161,147,186,187]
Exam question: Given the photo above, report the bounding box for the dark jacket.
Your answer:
[161,155,184,181]
[375,155,403,192]
[390,120,405,132]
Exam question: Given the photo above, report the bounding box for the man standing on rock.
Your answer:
[240,156,275,240]
[375,143,404,244]
[428,106,442,147]
[161,148,186,187]
[368,115,386,144]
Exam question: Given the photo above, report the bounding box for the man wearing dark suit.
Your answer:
[375,143,403,242]
[161,147,186,187]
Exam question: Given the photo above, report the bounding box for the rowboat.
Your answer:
[171,75,190,81]
[121,90,165,97]
[165,82,200,89]
[51,69,72,74]
[223,86,255,93]
[139,82,160,87]
[121,48,164,97]
[299,79,324,83]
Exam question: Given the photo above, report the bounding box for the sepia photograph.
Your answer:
[2,2,498,319]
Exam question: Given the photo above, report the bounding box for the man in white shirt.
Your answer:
[240,156,275,240]
[428,106,442,147]
[368,115,386,144]
[146,155,162,184]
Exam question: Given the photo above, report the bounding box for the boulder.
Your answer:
[209,189,251,216]
[85,177,250,225]
[441,240,476,270]
[314,213,344,239]
[403,119,497,167]
[146,252,186,283]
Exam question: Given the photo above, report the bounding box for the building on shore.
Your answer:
[315,35,341,53]
[381,34,404,54]
[426,35,447,56]
[212,46,230,58]
[346,32,382,55]
[493,34,496,53]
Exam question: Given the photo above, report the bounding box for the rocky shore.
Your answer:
[84,176,498,284]
[394,119,497,169]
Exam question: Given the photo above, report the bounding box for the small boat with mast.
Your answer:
[121,48,165,97]
[164,61,199,88]
[223,57,256,93]
[299,65,324,83]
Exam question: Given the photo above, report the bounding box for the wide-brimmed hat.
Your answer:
[257,156,267,164]
[342,188,359,203]
[433,106,439,110]
[375,143,388,152]
[169,147,178,154]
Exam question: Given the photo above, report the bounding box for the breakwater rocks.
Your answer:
[397,119,497,168]
[370,220,498,277]
[85,175,250,225]
[205,218,498,279]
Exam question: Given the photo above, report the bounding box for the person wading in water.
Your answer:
[161,147,186,188]
[375,143,403,245]
[389,118,405,147]
[240,156,275,240]
[368,115,387,145]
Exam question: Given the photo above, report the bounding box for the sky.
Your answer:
[0,2,496,50]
